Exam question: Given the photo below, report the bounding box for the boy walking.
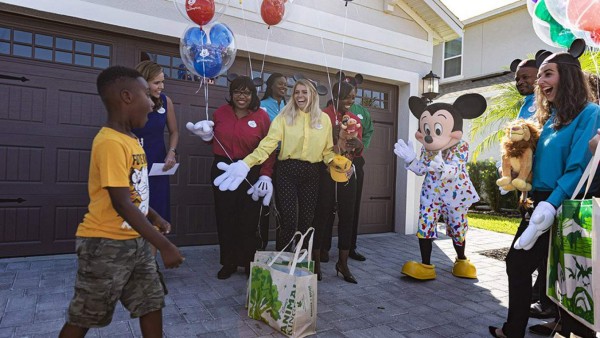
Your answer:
[59,66,184,338]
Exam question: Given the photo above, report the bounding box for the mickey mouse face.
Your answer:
[417,108,460,151]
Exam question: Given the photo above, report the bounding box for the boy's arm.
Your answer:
[147,207,171,235]
[107,187,183,268]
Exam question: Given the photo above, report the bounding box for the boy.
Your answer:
[59,66,184,338]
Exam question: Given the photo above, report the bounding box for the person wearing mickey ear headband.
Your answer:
[213,79,336,272]
[490,39,600,338]
[189,76,275,280]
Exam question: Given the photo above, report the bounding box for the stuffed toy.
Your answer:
[337,115,361,154]
[496,119,541,194]
[394,93,486,280]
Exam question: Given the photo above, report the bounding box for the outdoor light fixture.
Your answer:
[421,70,440,103]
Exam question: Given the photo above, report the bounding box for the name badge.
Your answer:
[315,123,323,130]
[248,120,257,128]
[157,107,166,114]
[528,105,536,113]
[357,114,364,120]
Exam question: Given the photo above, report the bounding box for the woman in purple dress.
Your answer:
[132,61,179,223]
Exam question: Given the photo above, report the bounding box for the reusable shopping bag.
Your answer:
[247,228,317,337]
[547,146,600,331]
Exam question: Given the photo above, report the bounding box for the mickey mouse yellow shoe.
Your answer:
[401,261,436,280]
[452,258,477,279]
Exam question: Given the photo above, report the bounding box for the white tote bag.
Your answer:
[247,228,317,338]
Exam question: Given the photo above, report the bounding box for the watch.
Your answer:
[169,148,177,155]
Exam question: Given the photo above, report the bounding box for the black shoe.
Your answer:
[529,302,557,319]
[529,323,558,336]
[349,249,366,261]
[335,262,357,284]
[488,326,506,338]
[217,265,237,280]
[320,250,330,263]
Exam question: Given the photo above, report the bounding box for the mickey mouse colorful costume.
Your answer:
[394,93,487,280]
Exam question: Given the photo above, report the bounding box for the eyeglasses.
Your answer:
[232,90,252,97]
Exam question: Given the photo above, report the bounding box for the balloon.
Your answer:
[534,0,576,47]
[179,22,237,78]
[532,18,561,47]
[209,23,234,47]
[545,0,571,28]
[567,0,600,33]
[527,0,538,17]
[186,0,215,26]
[261,0,286,26]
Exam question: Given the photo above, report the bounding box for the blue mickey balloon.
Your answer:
[183,26,208,47]
[192,45,222,78]
[209,23,234,48]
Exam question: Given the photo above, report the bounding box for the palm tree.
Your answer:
[470,50,600,161]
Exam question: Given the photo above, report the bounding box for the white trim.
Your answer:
[463,1,524,26]
[393,0,439,43]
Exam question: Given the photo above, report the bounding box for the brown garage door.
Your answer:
[0,13,398,257]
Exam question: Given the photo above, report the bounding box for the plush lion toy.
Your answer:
[337,115,361,154]
[496,119,541,194]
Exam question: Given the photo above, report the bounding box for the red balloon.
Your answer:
[567,0,600,32]
[186,0,215,27]
[261,0,286,26]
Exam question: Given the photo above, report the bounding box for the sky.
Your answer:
[439,0,521,21]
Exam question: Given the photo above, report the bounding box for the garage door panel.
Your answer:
[58,89,104,127]
[0,206,42,244]
[359,200,392,233]
[54,206,86,240]
[0,145,43,183]
[0,83,46,123]
[56,148,91,183]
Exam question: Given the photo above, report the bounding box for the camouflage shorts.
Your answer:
[67,237,166,328]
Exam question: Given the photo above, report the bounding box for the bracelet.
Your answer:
[169,148,177,155]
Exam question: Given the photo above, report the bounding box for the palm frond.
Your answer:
[471,129,503,162]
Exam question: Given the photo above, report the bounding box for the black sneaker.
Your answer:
[217,265,237,280]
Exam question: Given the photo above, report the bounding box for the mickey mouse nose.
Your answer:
[424,135,433,144]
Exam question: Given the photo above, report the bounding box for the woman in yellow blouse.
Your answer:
[213,79,335,263]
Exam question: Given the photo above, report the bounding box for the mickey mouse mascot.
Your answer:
[394,93,487,280]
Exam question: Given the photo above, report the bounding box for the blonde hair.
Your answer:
[279,79,322,128]
[135,60,164,109]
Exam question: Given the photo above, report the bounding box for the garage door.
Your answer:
[0,14,398,257]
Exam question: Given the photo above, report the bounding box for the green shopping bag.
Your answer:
[547,147,600,332]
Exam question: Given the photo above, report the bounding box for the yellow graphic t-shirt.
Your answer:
[76,127,149,240]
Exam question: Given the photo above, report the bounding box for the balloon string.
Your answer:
[259,28,272,80]
[334,3,350,120]
[204,79,210,120]
[315,0,336,116]
[240,1,254,76]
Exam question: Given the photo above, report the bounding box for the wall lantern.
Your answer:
[421,71,440,102]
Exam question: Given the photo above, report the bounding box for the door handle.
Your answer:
[369,196,391,200]
[0,198,26,203]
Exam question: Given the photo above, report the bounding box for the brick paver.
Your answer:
[0,228,550,337]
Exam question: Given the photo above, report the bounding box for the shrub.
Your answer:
[467,159,518,212]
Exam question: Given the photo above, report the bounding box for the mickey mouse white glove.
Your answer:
[213,160,250,191]
[186,120,214,142]
[393,139,416,163]
[514,201,556,250]
[247,175,273,206]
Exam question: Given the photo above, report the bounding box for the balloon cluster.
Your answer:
[529,0,600,48]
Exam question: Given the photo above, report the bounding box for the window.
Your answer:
[355,88,389,110]
[142,51,227,86]
[0,26,111,69]
[443,37,462,78]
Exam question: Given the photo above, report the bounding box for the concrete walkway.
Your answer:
[0,228,549,337]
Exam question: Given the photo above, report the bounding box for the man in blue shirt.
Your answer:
[511,58,538,120]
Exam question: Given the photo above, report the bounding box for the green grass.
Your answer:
[468,213,520,235]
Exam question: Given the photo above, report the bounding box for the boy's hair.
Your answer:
[226,76,261,112]
[97,66,144,108]
[135,60,164,110]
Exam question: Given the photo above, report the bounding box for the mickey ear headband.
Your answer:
[334,71,364,88]
[536,38,586,68]
[293,73,329,96]
[510,58,538,72]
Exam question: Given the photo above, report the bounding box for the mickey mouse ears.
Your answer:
[334,71,363,88]
[226,73,265,87]
[293,73,329,96]
[536,38,586,68]
[510,59,537,72]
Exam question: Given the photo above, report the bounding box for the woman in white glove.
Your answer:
[214,79,335,260]
[491,41,600,338]
[199,76,275,280]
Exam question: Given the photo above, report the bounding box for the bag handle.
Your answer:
[268,231,303,266]
[570,142,600,200]
[287,228,315,276]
